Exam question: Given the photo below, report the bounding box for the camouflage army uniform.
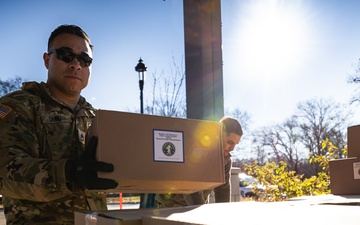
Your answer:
[155,154,232,207]
[0,82,107,225]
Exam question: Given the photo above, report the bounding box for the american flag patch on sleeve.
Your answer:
[0,104,12,119]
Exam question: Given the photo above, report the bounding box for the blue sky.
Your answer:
[1,0,360,130]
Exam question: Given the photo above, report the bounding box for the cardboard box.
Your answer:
[329,157,360,195]
[89,110,224,193]
[348,125,360,157]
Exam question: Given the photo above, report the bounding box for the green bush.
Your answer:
[243,139,345,202]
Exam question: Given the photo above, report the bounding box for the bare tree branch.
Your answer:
[0,76,25,97]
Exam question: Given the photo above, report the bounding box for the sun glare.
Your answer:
[236,1,310,82]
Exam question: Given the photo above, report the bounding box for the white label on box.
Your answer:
[353,162,360,179]
[153,129,184,162]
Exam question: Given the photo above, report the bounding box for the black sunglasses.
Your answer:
[47,47,93,67]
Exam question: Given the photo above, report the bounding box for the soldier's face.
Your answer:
[223,132,241,156]
[43,33,92,97]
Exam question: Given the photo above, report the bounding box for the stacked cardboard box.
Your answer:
[329,125,360,194]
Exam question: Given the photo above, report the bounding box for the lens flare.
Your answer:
[194,123,219,148]
[200,135,211,147]
[190,148,203,163]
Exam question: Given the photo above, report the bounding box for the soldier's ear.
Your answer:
[43,52,50,69]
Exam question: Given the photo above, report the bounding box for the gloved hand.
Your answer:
[65,136,118,190]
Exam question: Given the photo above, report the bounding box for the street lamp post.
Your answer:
[135,58,154,208]
[135,58,147,114]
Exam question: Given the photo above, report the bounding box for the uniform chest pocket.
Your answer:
[41,114,75,159]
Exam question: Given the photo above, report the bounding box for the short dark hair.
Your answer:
[47,24,93,50]
[220,116,243,137]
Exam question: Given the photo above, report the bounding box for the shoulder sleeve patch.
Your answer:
[0,104,12,119]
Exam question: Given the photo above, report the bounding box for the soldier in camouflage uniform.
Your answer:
[155,116,243,207]
[0,25,117,224]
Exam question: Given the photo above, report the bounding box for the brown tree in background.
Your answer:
[348,59,360,104]
[249,98,350,177]
[251,118,303,173]
[295,98,349,176]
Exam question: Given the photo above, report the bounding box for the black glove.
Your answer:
[65,136,118,190]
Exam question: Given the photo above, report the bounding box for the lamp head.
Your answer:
[135,58,147,73]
